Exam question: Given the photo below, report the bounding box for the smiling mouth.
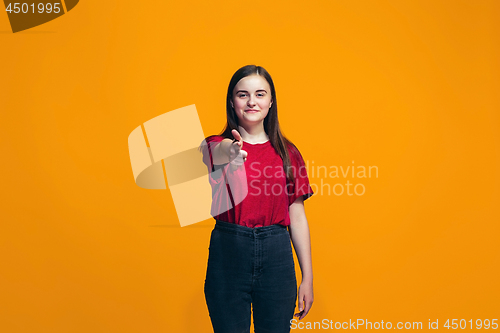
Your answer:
[245,110,259,112]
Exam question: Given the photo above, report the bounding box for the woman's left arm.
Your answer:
[288,195,313,320]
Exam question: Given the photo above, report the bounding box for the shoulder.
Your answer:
[205,135,225,142]
[198,135,226,152]
[285,141,304,163]
[202,135,227,146]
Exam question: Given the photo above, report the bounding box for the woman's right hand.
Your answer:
[229,129,247,171]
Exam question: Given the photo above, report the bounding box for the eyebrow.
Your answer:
[235,89,268,94]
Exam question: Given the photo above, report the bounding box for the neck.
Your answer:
[237,123,269,143]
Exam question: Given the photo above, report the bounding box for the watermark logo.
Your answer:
[306,160,379,196]
[243,160,378,198]
[3,1,79,33]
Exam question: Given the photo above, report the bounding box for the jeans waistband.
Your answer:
[214,219,288,237]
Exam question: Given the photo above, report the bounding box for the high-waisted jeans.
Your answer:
[204,219,297,333]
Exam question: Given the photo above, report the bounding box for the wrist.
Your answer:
[301,275,313,284]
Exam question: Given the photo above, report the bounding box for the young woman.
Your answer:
[199,65,314,333]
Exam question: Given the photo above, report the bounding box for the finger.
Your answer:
[299,298,313,319]
[231,129,242,142]
[300,306,311,320]
[294,310,304,319]
[231,130,244,150]
[232,149,246,163]
[295,294,305,318]
[298,294,304,312]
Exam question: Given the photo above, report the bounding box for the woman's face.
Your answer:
[231,74,273,127]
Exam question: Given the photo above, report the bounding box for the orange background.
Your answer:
[1,1,499,332]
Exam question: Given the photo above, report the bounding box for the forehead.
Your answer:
[233,75,270,93]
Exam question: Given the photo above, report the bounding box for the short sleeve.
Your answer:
[199,135,226,185]
[286,145,314,206]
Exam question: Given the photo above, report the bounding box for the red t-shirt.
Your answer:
[201,135,313,228]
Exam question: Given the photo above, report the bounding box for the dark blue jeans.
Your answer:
[204,219,297,333]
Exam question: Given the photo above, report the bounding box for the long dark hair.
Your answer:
[217,65,298,183]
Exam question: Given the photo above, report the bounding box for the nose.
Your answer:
[247,95,256,107]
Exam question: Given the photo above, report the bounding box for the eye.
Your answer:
[257,93,265,97]
[239,94,247,98]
